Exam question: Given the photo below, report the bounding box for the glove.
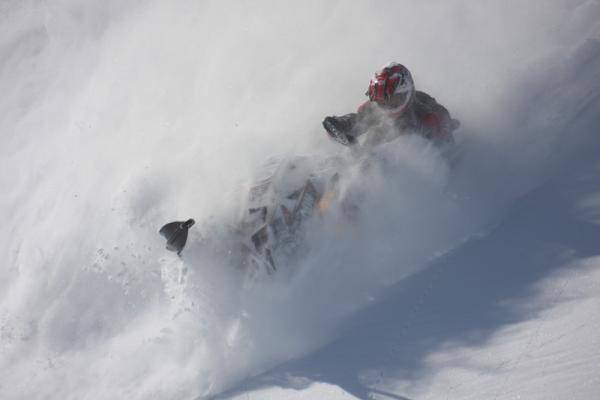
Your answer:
[323,116,357,146]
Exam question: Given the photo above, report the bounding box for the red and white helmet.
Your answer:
[367,62,415,114]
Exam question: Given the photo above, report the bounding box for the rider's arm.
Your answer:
[419,95,460,144]
[322,102,374,145]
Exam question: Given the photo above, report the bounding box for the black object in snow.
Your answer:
[159,218,195,255]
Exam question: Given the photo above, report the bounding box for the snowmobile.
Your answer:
[158,119,354,269]
[159,154,344,277]
[159,119,460,276]
[235,157,343,276]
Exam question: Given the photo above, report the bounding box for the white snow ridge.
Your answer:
[1,1,600,399]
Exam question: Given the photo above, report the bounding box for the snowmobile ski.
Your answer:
[159,218,195,255]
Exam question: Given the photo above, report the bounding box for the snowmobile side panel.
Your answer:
[251,224,269,252]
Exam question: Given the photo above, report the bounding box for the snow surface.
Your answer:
[1,1,600,399]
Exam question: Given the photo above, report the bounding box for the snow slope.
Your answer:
[1,1,600,399]
[220,158,600,400]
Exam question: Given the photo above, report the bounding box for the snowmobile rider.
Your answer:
[323,62,460,147]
